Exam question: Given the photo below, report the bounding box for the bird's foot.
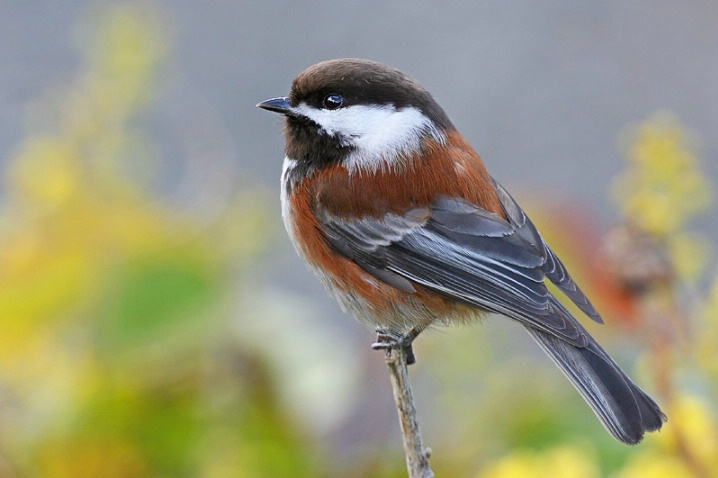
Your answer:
[371,327,422,365]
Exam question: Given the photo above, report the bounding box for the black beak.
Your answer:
[257,97,293,115]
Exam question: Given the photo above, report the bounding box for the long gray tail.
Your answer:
[525,326,666,444]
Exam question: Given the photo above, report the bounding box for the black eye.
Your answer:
[323,94,344,110]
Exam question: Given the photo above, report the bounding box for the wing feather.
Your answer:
[316,178,665,443]
[318,182,597,345]
[491,179,603,323]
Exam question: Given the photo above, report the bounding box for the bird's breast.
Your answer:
[279,131,503,329]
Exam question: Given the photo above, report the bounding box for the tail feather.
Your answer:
[526,327,666,444]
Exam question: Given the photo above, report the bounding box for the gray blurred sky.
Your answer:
[2,0,717,319]
[4,2,716,212]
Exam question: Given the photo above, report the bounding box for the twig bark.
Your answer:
[383,345,434,478]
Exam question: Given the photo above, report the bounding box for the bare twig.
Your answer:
[383,345,434,478]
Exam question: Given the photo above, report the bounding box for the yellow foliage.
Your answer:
[668,232,711,282]
[702,277,718,326]
[84,4,166,119]
[0,6,275,477]
[0,1,159,425]
[38,438,149,478]
[11,138,82,206]
[612,111,712,282]
[614,111,711,238]
[0,4,208,337]
[655,394,718,472]
[697,277,718,381]
[614,453,694,478]
[477,446,599,478]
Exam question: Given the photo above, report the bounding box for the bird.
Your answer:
[257,58,666,445]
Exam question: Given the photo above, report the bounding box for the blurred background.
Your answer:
[1,1,717,477]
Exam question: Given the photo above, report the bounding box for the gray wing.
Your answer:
[319,178,601,346]
[491,179,603,324]
[318,178,666,444]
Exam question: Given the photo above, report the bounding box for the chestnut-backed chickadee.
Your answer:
[258,59,665,444]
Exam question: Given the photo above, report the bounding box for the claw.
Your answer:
[371,327,422,365]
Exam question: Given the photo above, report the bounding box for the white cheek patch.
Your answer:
[294,104,445,174]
